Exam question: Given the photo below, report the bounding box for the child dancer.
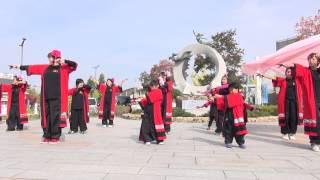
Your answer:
[139,80,166,144]
[1,75,28,131]
[215,83,248,149]
[94,78,126,127]
[197,95,216,131]
[68,79,92,134]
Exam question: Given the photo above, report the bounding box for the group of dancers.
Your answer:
[196,75,258,149]
[257,52,320,152]
[4,49,320,151]
[138,71,173,145]
[6,49,126,144]
[193,52,320,151]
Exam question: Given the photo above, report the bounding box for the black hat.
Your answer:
[228,82,241,91]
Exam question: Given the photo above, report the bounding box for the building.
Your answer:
[276,36,299,50]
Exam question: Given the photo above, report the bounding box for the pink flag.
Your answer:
[242,35,320,75]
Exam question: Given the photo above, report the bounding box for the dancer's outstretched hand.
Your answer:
[279,63,294,68]
[214,94,222,99]
[120,78,128,86]
[256,73,264,77]
[9,64,20,69]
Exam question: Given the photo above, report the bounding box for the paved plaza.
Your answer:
[0,118,320,180]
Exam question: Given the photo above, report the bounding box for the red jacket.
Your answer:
[97,84,122,120]
[165,80,173,121]
[295,64,318,136]
[24,63,77,128]
[216,93,248,136]
[147,88,166,141]
[0,86,2,120]
[272,77,303,126]
[68,86,91,123]
[2,83,28,123]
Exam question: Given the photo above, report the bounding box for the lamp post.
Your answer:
[92,65,100,79]
[19,38,26,65]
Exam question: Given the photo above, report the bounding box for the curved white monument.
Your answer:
[173,44,227,95]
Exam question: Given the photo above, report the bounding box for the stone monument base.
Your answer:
[176,95,209,116]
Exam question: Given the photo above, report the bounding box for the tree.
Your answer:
[91,89,102,103]
[150,59,174,80]
[86,77,101,102]
[139,59,174,88]
[296,9,320,39]
[98,73,106,83]
[172,88,182,100]
[139,71,152,88]
[193,54,216,85]
[194,29,244,84]
[87,77,96,96]
[26,87,40,108]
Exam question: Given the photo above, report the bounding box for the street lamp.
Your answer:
[92,65,100,79]
[19,38,26,65]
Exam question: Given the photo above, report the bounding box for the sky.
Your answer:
[0,0,319,89]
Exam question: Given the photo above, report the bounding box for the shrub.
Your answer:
[199,112,209,117]
[197,105,278,118]
[172,88,182,100]
[131,109,143,114]
[115,105,130,116]
[172,107,196,117]
[248,105,277,117]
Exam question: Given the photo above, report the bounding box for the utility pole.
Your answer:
[92,65,100,79]
[19,38,26,65]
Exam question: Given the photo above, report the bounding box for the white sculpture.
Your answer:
[172,44,227,95]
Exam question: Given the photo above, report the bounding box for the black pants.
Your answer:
[140,114,156,142]
[43,99,61,139]
[224,118,245,145]
[164,123,171,133]
[281,99,298,135]
[208,116,214,128]
[309,105,320,144]
[102,105,113,125]
[70,109,87,132]
[215,110,224,133]
[7,103,23,131]
[102,119,113,125]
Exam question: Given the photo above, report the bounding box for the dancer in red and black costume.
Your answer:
[212,75,229,135]
[158,71,173,133]
[68,79,92,134]
[197,94,216,130]
[139,80,166,144]
[258,67,303,140]
[1,75,28,131]
[215,82,248,149]
[93,78,126,127]
[10,49,77,144]
[284,53,320,151]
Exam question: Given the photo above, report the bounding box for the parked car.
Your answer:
[88,97,98,114]
[116,96,131,106]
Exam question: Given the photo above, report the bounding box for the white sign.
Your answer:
[182,100,207,110]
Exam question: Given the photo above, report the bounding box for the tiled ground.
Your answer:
[0,118,319,180]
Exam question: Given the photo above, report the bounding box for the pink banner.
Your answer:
[242,35,320,75]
